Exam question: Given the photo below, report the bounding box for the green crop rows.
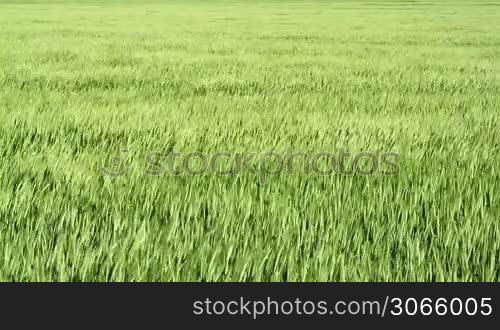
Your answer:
[0,0,499,281]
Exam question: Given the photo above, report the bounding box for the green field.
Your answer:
[0,0,499,281]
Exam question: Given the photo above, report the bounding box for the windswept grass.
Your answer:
[0,0,499,281]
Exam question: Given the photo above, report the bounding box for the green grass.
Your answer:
[0,0,499,281]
